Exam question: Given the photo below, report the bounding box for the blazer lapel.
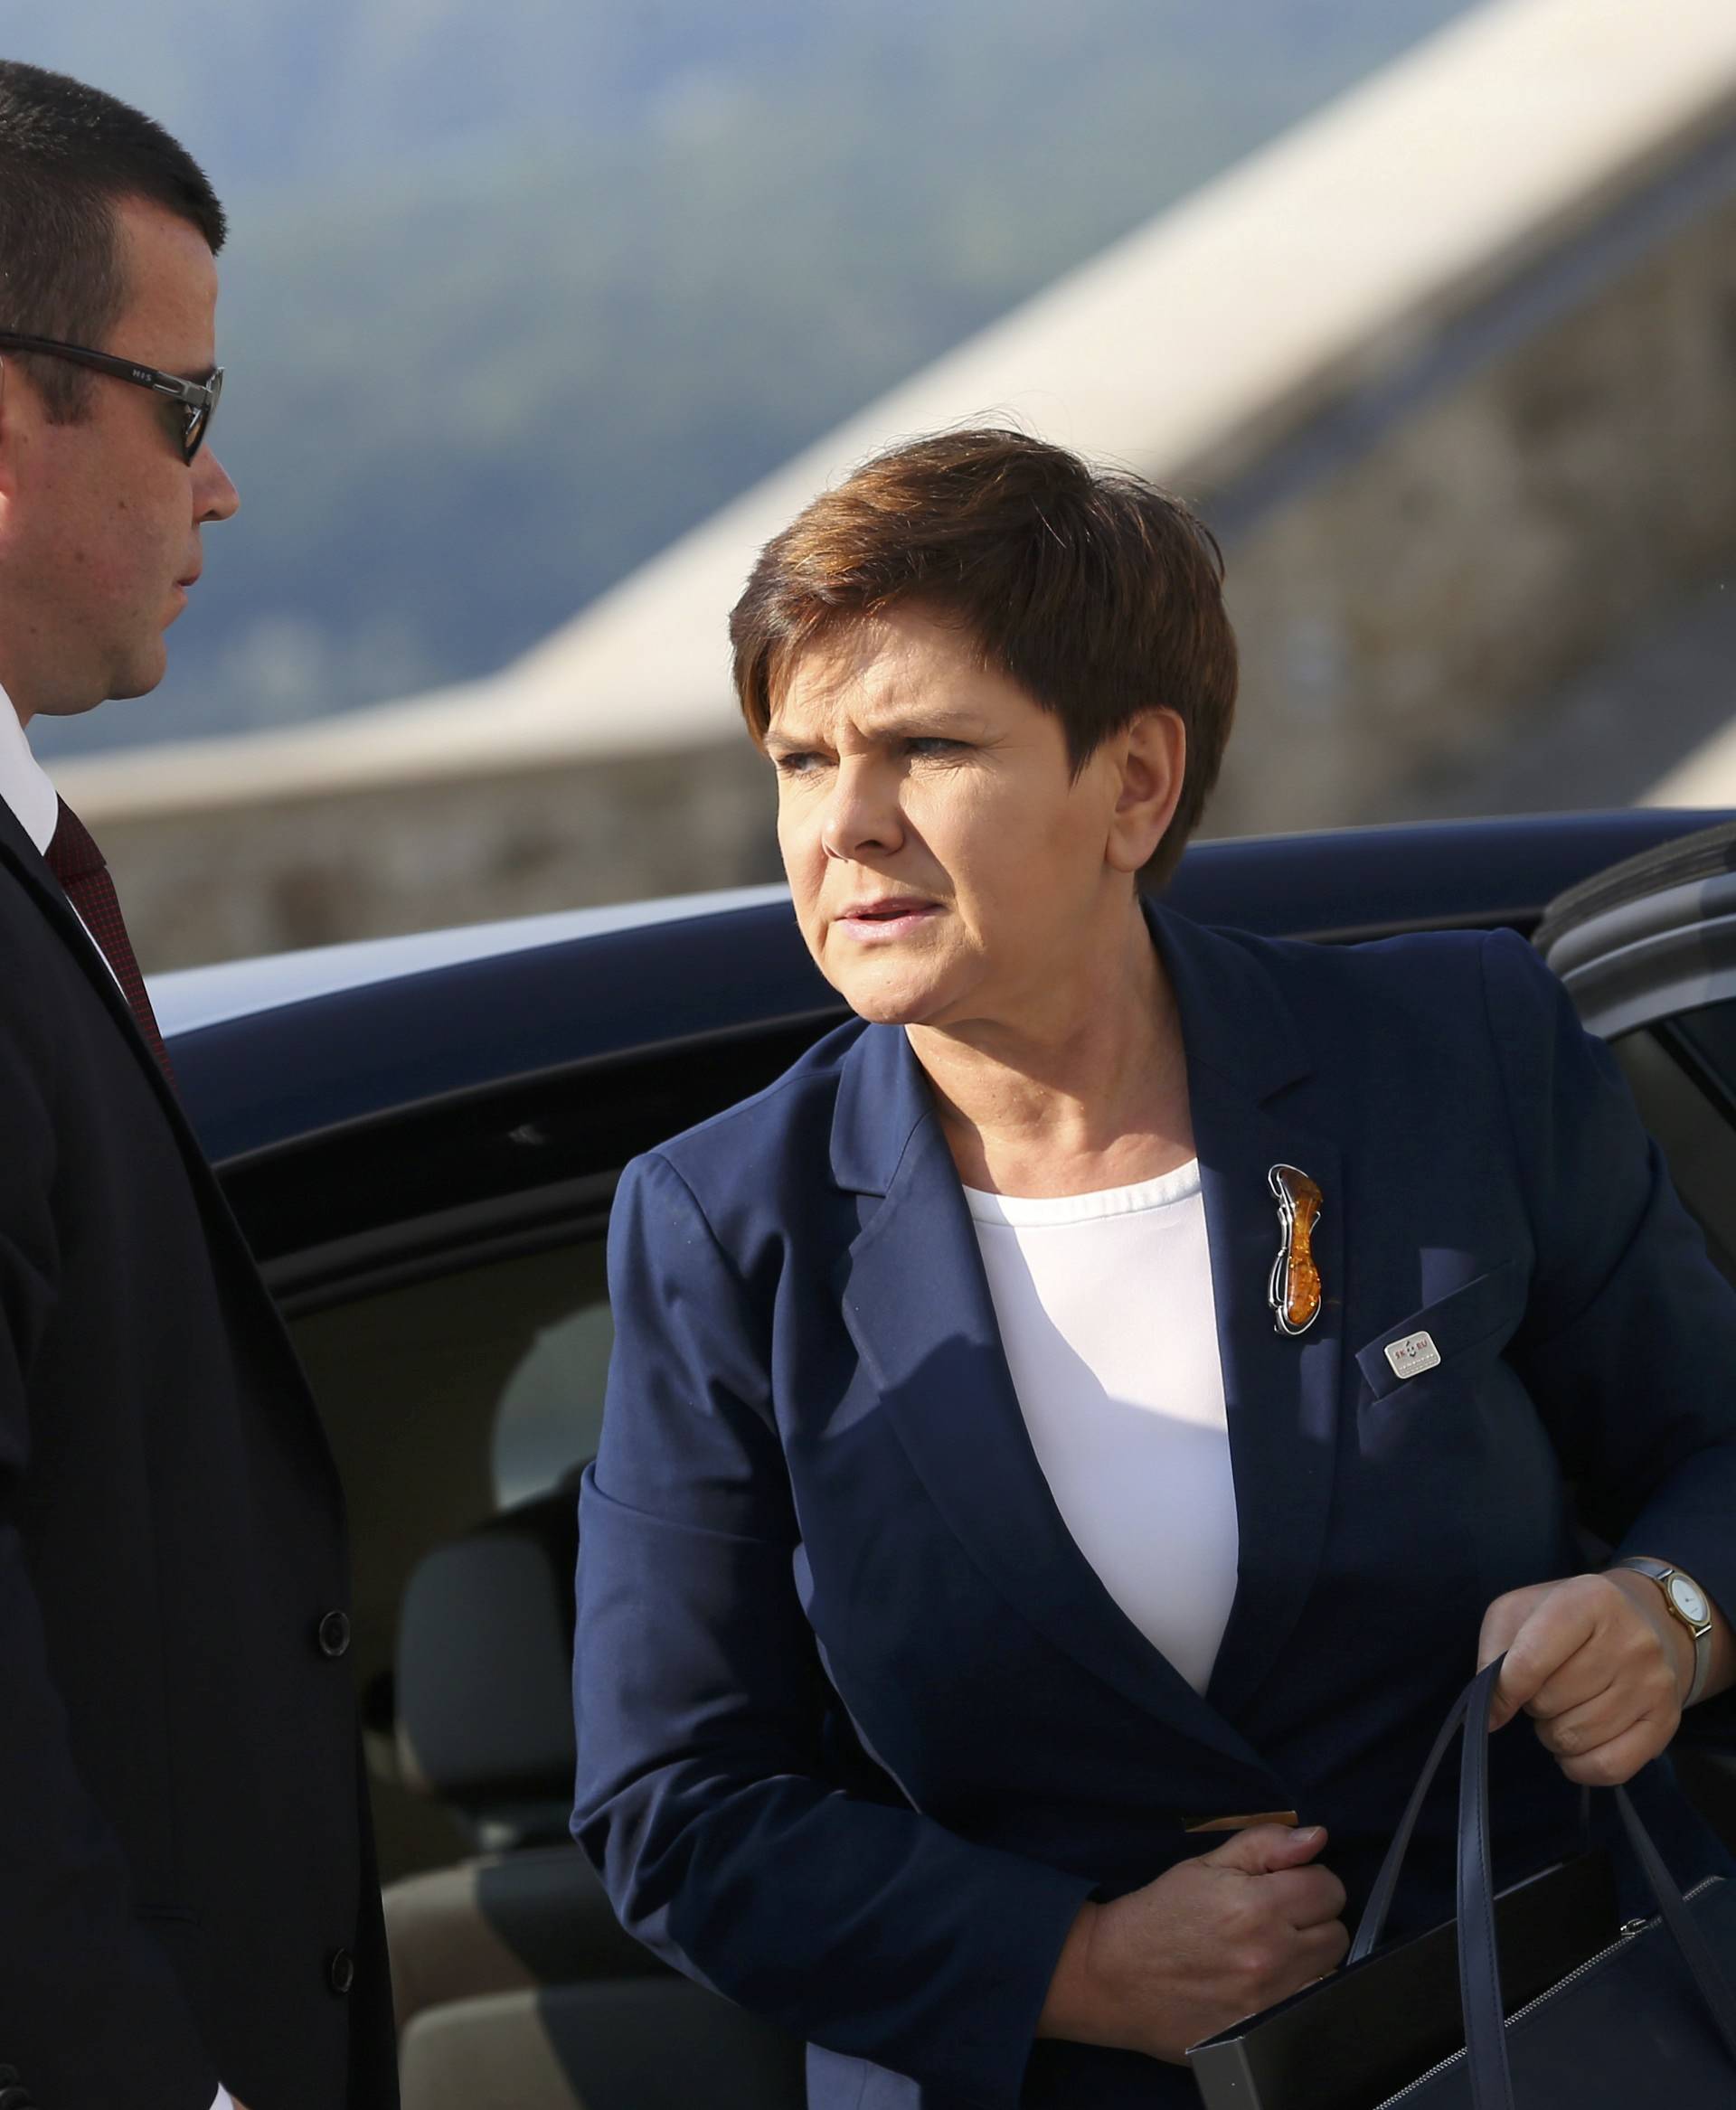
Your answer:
[834,1022,1268,1774]
[0,797,186,1131]
[1152,908,1344,1725]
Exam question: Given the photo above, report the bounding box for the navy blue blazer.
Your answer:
[572,907,1736,2110]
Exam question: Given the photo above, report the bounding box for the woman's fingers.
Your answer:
[1529,1678,1628,1757]
[1550,1714,1675,1788]
[1195,1822,1328,1877]
[1478,1580,1586,1728]
[1478,1572,1684,1779]
[1522,1653,1621,1723]
[1201,1826,1344,1928]
[1533,1663,1677,1764]
[1477,1583,1547,1669]
[1266,1862,1347,1930]
[1297,1916,1351,1973]
[1074,1832,1353,2060]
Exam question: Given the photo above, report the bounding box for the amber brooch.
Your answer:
[1268,1163,1324,1336]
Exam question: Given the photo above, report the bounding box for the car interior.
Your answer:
[261,1023,825,2106]
[230,834,1736,2109]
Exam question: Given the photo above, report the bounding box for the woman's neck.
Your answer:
[907,904,1194,1198]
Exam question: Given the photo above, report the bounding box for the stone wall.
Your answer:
[1205,179,1736,838]
[106,738,781,966]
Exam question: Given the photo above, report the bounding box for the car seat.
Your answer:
[382,1483,804,2108]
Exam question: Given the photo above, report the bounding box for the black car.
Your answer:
[154,807,1736,2110]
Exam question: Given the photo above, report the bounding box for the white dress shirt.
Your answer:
[0,683,61,853]
[964,1160,1240,1696]
[0,691,231,2110]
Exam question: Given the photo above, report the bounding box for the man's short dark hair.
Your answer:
[729,427,1239,889]
[0,61,225,421]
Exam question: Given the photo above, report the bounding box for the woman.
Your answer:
[572,429,1736,2109]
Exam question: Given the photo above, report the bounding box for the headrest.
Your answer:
[395,1483,580,1821]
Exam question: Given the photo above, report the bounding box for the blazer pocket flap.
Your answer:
[1355,1260,1529,1403]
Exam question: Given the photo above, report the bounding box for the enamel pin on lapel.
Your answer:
[1268,1164,1324,1336]
[1384,1330,1440,1380]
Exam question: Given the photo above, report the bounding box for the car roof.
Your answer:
[161,809,1729,1166]
[153,882,795,1038]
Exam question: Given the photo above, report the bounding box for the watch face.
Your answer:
[1669,1574,1711,1626]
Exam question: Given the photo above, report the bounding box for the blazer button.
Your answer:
[327,1947,355,1995]
[316,1610,352,1659]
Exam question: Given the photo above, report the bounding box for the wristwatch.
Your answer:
[1609,1557,1714,1707]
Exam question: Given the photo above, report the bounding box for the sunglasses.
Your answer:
[0,331,222,462]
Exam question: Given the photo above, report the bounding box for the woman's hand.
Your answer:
[1037,1824,1347,2063]
[1477,1570,1693,1786]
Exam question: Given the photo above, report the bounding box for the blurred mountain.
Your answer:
[11,0,1473,758]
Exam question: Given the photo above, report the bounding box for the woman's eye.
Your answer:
[771,751,822,776]
[904,738,963,758]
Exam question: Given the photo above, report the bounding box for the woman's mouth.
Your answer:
[835,899,942,942]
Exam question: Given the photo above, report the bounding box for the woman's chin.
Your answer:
[832,964,954,1028]
[845,991,934,1027]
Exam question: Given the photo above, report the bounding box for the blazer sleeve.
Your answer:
[1484,929,1736,1663]
[0,1012,221,2107]
[571,1149,1094,2110]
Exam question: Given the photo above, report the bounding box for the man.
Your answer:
[0,61,396,2110]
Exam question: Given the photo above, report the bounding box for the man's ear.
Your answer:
[0,357,17,502]
[0,354,37,514]
[1107,709,1186,874]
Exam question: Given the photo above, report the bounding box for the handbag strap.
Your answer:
[1611,1787,1736,2069]
[1447,1658,1736,2109]
[1456,1658,1509,2110]
[1348,1672,1477,1964]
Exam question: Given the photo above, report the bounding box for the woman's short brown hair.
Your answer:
[729,427,1238,887]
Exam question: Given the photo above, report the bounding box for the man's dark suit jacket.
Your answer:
[573,903,1736,2110]
[0,801,396,2109]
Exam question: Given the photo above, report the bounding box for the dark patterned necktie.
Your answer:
[44,796,176,1088]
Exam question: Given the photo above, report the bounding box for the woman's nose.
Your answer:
[819,760,904,862]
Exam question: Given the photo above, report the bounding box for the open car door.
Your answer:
[1536,817,1736,1844]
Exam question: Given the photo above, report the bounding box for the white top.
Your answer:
[964,1162,1239,1696]
[0,692,232,2110]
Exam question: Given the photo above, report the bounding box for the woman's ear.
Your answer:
[1107,709,1186,874]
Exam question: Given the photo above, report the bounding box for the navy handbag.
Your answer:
[1354,1656,1736,2105]
[1187,1657,1736,2107]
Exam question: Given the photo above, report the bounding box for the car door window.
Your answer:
[493,1270,615,1508]
[290,1233,609,1879]
[1614,1011,1736,1287]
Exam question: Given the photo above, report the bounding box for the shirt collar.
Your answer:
[0,685,61,856]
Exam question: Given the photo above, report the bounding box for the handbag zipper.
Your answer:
[1370,1876,1720,2107]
